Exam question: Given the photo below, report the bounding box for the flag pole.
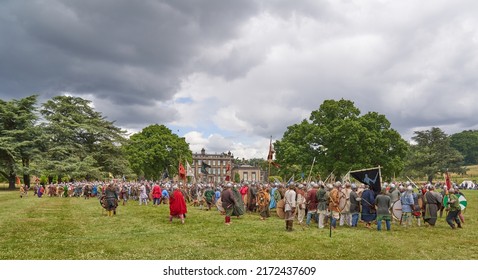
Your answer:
[306,157,316,185]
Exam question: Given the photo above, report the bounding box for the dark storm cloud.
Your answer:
[0,0,258,106]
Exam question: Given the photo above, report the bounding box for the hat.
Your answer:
[407,186,413,191]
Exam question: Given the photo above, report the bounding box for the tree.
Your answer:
[404,127,464,182]
[275,99,408,182]
[0,95,40,189]
[450,130,478,165]
[40,96,129,181]
[123,124,192,181]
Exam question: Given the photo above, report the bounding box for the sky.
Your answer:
[2,0,478,159]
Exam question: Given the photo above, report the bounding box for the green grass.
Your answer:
[0,190,477,260]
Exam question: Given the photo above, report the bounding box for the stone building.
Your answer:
[191,148,263,183]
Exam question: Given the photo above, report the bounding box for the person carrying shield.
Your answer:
[445,188,462,229]
[400,186,414,227]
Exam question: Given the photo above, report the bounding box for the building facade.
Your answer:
[191,148,264,183]
[233,164,263,183]
[191,148,234,183]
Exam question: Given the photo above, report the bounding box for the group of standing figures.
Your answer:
[273,180,467,232]
[24,178,466,231]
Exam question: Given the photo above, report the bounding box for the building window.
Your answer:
[212,160,215,166]
[243,172,248,181]
[252,172,256,181]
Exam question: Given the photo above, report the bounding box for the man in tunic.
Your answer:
[269,183,280,210]
[316,182,329,229]
[423,185,442,226]
[296,183,307,225]
[139,184,148,205]
[305,182,319,226]
[169,185,187,224]
[349,184,361,227]
[256,184,270,220]
[361,185,376,228]
[104,183,118,216]
[445,188,462,229]
[221,183,236,225]
[375,187,392,231]
[204,185,215,211]
[400,185,415,226]
[247,183,257,213]
[339,182,352,226]
[284,183,297,231]
[152,183,162,206]
[328,181,341,230]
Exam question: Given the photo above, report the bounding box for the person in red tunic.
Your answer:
[152,183,162,206]
[169,185,187,224]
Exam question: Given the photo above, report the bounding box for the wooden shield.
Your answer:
[391,200,402,220]
[338,193,347,212]
[216,197,224,212]
[276,199,285,219]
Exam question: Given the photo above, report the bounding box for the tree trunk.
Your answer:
[22,158,31,188]
[23,174,30,189]
[427,174,434,184]
[8,173,16,190]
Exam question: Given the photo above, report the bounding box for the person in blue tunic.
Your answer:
[269,183,279,210]
[361,185,376,228]
[161,186,170,204]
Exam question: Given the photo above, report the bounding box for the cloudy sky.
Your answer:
[2,0,478,159]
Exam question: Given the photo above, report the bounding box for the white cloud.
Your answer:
[3,0,478,159]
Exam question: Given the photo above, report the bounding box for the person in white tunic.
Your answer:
[284,184,297,231]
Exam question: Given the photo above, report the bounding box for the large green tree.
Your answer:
[404,127,464,182]
[450,130,478,165]
[275,99,408,182]
[39,96,129,181]
[0,95,40,189]
[123,124,192,180]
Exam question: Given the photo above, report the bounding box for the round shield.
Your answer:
[417,195,423,209]
[446,194,468,210]
[276,199,285,219]
[216,197,224,212]
[458,194,467,210]
[99,195,107,210]
[338,192,347,212]
[391,200,402,220]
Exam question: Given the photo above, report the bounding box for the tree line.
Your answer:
[1,96,476,189]
[272,99,475,183]
[0,95,190,189]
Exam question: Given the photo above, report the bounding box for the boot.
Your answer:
[289,221,294,231]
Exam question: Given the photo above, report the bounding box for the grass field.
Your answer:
[0,189,477,260]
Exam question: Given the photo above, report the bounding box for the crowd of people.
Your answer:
[20,178,467,231]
